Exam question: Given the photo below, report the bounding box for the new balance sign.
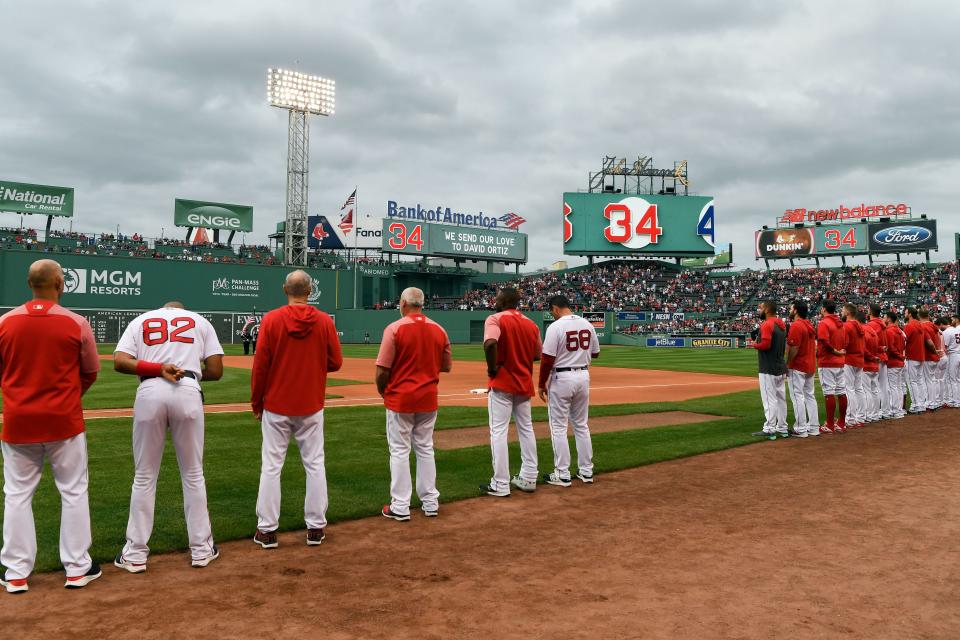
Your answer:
[174,199,253,232]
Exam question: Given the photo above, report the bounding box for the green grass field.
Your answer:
[4,345,773,574]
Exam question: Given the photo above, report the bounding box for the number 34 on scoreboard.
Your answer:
[563,194,716,254]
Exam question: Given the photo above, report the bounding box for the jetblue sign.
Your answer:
[646,337,685,348]
[387,200,499,229]
[867,219,937,252]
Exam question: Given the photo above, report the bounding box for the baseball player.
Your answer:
[943,316,960,408]
[861,312,881,422]
[903,307,928,413]
[113,301,224,571]
[751,301,788,439]
[480,287,542,496]
[816,300,848,433]
[376,287,452,521]
[537,295,600,484]
[0,260,101,593]
[935,317,951,407]
[251,271,342,548]
[919,309,942,410]
[841,303,866,427]
[884,311,907,419]
[866,304,890,419]
[785,299,818,437]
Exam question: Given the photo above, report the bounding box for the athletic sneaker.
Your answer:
[777,431,790,439]
[751,430,777,440]
[64,563,102,589]
[819,424,834,435]
[542,472,572,487]
[479,483,510,497]
[834,423,847,433]
[510,475,537,493]
[790,432,808,438]
[306,528,325,546]
[381,505,411,521]
[114,552,146,574]
[0,577,28,594]
[576,471,594,484]
[254,529,279,549]
[191,545,220,568]
[422,508,439,517]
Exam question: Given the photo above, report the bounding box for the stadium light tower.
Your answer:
[267,68,336,266]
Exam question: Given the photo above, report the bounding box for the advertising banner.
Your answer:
[867,219,937,252]
[690,337,737,349]
[681,248,731,268]
[755,228,815,259]
[617,311,646,322]
[174,199,253,232]
[581,311,606,328]
[646,337,686,348]
[650,312,673,321]
[309,214,383,250]
[562,193,715,257]
[0,180,74,216]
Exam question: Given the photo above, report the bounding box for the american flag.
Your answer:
[341,189,357,210]
[339,208,354,234]
[498,212,526,230]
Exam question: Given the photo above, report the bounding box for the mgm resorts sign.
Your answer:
[174,198,254,232]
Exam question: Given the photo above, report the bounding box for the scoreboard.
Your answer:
[381,219,527,263]
[756,219,938,259]
[562,193,716,257]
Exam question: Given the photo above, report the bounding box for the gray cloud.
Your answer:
[0,0,958,268]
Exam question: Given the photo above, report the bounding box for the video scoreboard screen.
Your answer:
[562,193,716,257]
[756,219,938,259]
[381,220,527,263]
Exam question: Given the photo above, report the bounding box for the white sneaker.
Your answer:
[576,471,594,483]
[510,475,537,493]
[542,472,572,487]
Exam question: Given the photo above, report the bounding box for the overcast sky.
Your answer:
[1,0,958,269]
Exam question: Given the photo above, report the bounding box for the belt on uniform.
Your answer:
[554,366,588,372]
[139,370,199,383]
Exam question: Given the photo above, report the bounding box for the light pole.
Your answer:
[266,68,336,266]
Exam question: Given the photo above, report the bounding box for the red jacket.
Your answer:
[817,314,847,368]
[863,324,880,373]
[867,317,888,363]
[251,304,342,416]
[787,318,816,374]
[843,319,865,368]
[922,321,942,362]
[886,324,906,368]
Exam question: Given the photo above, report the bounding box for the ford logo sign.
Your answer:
[872,225,932,247]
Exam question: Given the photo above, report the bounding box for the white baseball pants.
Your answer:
[758,373,787,434]
[1,433,92,580]
[863,371,881,420]
[886,366,905,416]
[935,359,948,407]
[386,410,439,516]
[878,364,889,417]
[924,361,942,409]
[843,365,866,424]
[546,370,593,477]
[787,370,818,434]
[123,379,214,564]
[257,408,328,532]
[488,390,538,493]
[948,354,960,406]
[818,367,845,396]
[906,360,928,412]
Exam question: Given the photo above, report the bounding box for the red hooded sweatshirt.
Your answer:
[817,314,847,368]
[843,319,865,368]
[251,304,343,416]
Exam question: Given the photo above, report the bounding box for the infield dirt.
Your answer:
[5,410,959,639]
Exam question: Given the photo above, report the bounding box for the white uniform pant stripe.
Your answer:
[787,370,818,434]
[863,371,881,420]
[758,373,787,433]
[256,409,328,532]
[547,370,593,477]
[906,360,928,411]
[878,363,889,416]
[1,433,92,580]
[488,390,538,492]
[386,410,439,516]
[123,381,214,563]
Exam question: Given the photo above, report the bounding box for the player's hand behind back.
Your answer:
[160,363,185,383]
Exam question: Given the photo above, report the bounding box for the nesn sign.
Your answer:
[872,225,932,247]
